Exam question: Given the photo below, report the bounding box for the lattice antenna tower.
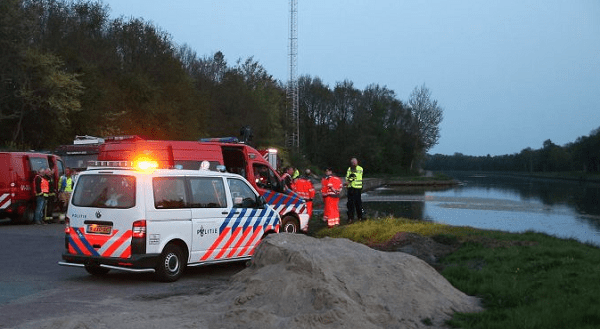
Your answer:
[287,0,299,149]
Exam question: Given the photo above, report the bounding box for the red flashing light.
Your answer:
[133,157,158,172]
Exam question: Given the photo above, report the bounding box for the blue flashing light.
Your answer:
[199,137,239,143]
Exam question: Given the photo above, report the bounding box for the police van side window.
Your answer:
[28,157,49,173]
[227,178,259,208]
[174,160,221,171]
[188,177,227,208]
[153,177,187,209]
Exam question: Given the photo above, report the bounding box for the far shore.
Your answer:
[439,170,600,184]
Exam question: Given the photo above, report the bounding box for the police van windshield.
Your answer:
[72,175,136,208]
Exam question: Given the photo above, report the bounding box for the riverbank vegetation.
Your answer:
[426,130,600,176]
[1,0,442,175]
[315,217,600,329]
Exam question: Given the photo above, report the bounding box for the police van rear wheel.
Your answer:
[281,215,299,233]
[156,244,185,282]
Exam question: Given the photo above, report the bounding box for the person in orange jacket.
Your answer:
[321,167,342,228]
[293,169,316,217]
[33,168,49,225]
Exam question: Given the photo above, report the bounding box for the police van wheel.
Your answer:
[156,244,185,282]
[85,264,110,276]
[281,215,299,234]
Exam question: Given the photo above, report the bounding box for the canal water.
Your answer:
[361,172,600,246]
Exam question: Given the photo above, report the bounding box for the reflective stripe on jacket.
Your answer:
[293,177,315,200]
[321,176,342,197]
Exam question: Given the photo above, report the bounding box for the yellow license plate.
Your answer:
[87,224,112,234]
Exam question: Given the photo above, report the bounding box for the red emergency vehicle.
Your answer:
[97,136,309,233]
[0,152,64,223]
[55,135,103,171]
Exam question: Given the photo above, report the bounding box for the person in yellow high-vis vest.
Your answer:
[58,168,74,214]
[345,157,364,222]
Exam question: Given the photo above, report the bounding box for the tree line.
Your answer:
[424,128,600,174]
[1,0,442,175]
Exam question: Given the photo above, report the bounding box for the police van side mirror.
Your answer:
[257,196,266,208]
[277,178,285,193]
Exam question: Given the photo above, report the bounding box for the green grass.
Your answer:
[313,217,600,329]
[313,216,478,242]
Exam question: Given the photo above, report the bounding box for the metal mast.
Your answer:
[287,0,299,149]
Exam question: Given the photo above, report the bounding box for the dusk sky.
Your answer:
[102,0,600,156]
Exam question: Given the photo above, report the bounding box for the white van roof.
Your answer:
[81,167,244,179]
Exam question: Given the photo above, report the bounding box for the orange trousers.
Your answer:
[323,196,340,227]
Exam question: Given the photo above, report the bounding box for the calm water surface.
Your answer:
[362,172,600,246]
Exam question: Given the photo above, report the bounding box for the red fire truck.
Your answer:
[0,152,64,223]
[97,136,309,233]
[54,135,103,171]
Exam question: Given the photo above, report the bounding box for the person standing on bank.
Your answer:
[44,167,56,222]
[293,169,316,218]
[345,157,364,222]
[33,168,49,225]
[281,166,296,190]
[321,167,342,228]
[58,168,74,214]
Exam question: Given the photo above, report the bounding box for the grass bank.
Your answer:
[313,217,600,329]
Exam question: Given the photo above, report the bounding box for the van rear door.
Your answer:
[67,173,139,259]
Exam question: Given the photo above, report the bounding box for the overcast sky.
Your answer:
[102,0,600,156]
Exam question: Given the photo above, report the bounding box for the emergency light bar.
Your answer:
[87,159,159,172]
[199,137,239,143]
[104,135,144,142]
[88,160,133,168]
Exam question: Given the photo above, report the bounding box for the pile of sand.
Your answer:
[18,234,481,329]
[213,234,481,329]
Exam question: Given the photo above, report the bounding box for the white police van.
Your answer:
[59,160,280,282]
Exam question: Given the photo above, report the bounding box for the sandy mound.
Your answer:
[15,234,481,329]
[213,234,481,329]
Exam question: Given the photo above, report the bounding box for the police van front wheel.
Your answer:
[155,244,185,282]
[281,215,299,233]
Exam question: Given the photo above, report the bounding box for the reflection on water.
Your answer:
[362,172,600,246]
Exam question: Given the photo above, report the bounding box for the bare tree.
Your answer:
[408,84,443,152]
[407,84,443,169]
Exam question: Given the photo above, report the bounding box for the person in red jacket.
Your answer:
[321,167,342,228]
[293,169,316,217]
